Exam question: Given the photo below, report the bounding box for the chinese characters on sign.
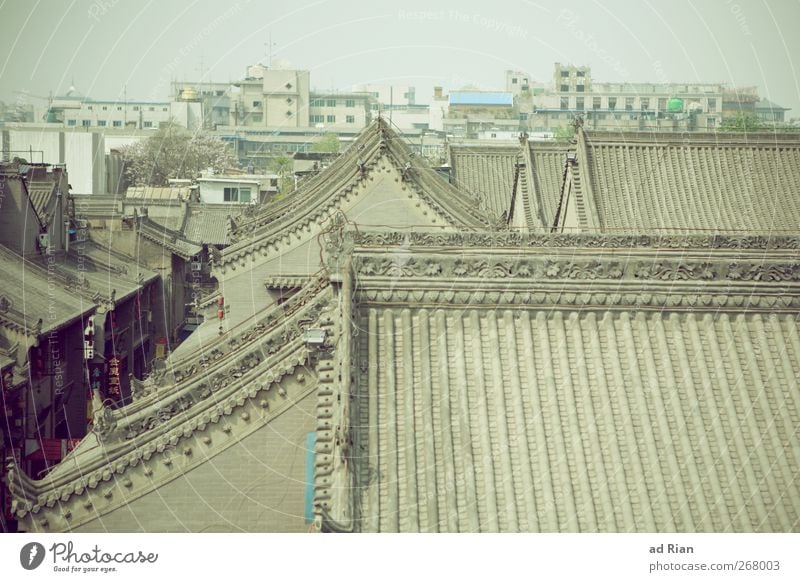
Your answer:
[107,356,121,397]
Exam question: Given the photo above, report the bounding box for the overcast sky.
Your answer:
[1,0,798,116]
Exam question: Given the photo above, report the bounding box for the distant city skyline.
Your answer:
[1,0,798,116]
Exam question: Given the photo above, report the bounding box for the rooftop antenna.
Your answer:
[264,33,276,67]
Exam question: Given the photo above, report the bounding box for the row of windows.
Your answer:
[310,115,356,124]
[66,119,153,127]
[86,105,168,112]
[559,96,718,111]
[310,99,358,107]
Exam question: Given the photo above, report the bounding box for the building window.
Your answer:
[82,120,91,127]
[113,121,122,127]
[512,77,518,84]
[97,120,106,127]
[658,98,667,111]
[224,187,239,202]
[560,70,570,77]
[326,115,336,123]
[576,97,584,110]
[593,97,601,110]
[641,98,650,111]
[625,97,634,111]
[560,84,569,92]
[608,97,617,111]
[310,115,324,123]
[149,106,155,111]
[87,106,92,110]
[311,99,324,107]
[707,98,717,111]
[162,107,168,111]
[250,114,262,123]
[708,117,716,127]
[102,106,107,111]
[346,99,355,107]
[253,101,262,108]
[576,85,585,92]
[143,121,153,128]
[67,119,76,126]
[133,106,139,111]
[117,106,122,111]
[346,115,355,123]
[576,70,585,77]
[239,188,251,203]
[560,97,569,110]
[326,99,336,107]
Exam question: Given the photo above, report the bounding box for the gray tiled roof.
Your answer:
[447,141,572,228]
[357,306,799,532]
[449,145,519,217]
[0,244,93,333]
[182,204,241,246]
[579,131,800,232]
[528,143,570,227]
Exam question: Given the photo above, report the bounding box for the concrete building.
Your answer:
[1,125,107,195]
[529,62,763,133]
[308,92,373,130]
[171,81,233,129]
[230,64,311,128]
[351,83,416,107]
[197,173,278,205]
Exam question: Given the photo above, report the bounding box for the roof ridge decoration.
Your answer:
[573,126,600,230]
[137,215,203,260]
[217,119,492,272]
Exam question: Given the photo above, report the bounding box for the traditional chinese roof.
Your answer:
[182,204,240,246]
[7,273,337,532]
[449,144,520,218]
[449,140,573,230]
[137,215,203,260]
[10,122,800,535]
[318,231,800,532]
[217,117,492,277]
[562,129,800,233]
[0,244,93,335]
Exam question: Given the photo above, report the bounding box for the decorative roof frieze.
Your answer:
[353,230,800,251]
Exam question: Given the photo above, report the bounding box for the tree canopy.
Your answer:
[121,122,237,186]
[719,112,765,133]
[311,132,341,153]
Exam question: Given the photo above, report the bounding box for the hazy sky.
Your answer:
[1,0,799,116]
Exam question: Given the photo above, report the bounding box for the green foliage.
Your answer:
[121,121,237,186]
[554,124,576,142]
[312,132,341,153]
[719,112,765,133]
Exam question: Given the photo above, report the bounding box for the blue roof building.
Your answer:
[449,91,513,107]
